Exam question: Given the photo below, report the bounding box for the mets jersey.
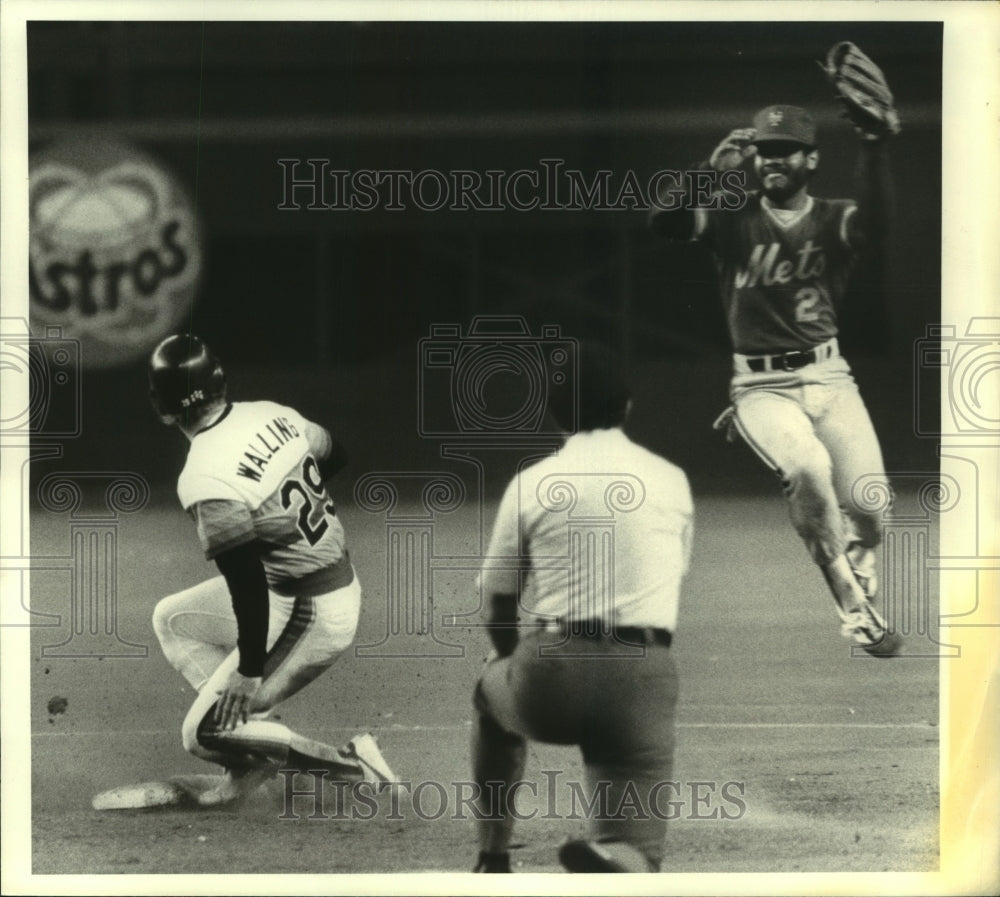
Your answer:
[695,193,858,354]
[177,400,349,597]
[480,428,693,632]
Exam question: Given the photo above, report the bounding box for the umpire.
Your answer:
[471,343,694,873]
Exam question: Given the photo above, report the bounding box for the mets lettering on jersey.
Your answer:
[733,239,826,288]
[177,400,349,596]
[696,193,857,354]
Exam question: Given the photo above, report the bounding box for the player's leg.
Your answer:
[470,628,599,872]
[813,377,891,599]
[152,577,237,691]
[181,577,396,801]
[185,657,392,805]
[732,387,888,644]
[564,644,678,872]
[732,388,852,567]
[153,577,275,796]
[246,577,394,785]
[471,654,529,872]
[809,376,901,655]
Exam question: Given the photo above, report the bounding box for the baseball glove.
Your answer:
[820,41,901,139]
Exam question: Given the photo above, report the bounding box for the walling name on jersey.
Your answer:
[236,415,301,481]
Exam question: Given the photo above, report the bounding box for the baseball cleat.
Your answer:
[860,630,902,657]
[345,733,399,785]
[839,600,901,657]
[195,761,280,807]
[558,839,655,873]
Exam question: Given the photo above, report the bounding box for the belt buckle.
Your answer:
[779,350,811,371]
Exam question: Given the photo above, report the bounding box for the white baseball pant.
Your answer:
[729,355,890,567]
[152,573,361,765]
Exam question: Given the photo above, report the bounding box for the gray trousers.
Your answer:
[476,627,679,867]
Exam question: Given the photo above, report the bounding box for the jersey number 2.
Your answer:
[280,456,336,546]
[794,286,826,323]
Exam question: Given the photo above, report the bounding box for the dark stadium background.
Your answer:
[26,20,942,496]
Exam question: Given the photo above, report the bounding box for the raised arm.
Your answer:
[821,41,899,252]
[847,138,893,253]
[648,127,756,240]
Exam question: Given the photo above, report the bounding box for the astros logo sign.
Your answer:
[29,139,201,368]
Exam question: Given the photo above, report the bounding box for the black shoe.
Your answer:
[473,850,511,873]
[559,839,654,872]
[839,601,902,658]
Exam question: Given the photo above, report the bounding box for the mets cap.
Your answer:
[752,105,817,147]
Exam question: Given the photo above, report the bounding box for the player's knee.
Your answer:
[151,595,192,676]
[180,712,201,755]
[180,704,203,754]
[847,483,893,546]
[476,711,525,751]
[782,444,833,494]
[472,680,524,746]
[180,701,215,757]
[151,596,175,649]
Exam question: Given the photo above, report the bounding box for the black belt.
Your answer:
[536,619,672,648]
[747,347,816,372]
[744,341,836,373]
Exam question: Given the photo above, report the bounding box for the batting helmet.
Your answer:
[148,333,226,418]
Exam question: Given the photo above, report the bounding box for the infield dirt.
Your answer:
[27,494,940,875]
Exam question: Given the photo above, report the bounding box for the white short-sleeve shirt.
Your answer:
[479,428,693,632]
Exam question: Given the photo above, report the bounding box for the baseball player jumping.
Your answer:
[650,44,902,655]
[148,333,397,806]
